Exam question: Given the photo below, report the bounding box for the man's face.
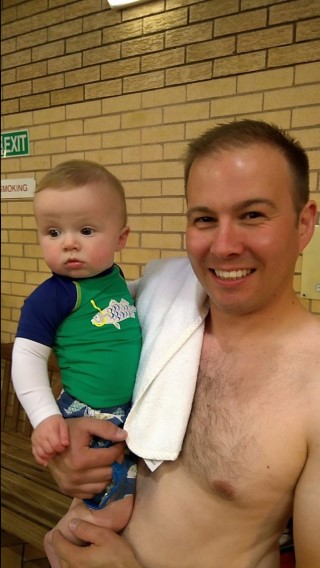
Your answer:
[186,143,313,317]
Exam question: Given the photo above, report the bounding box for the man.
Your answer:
[50,120,320,568]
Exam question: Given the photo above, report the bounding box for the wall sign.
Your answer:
[1,130,30,158]
[1,178,35,199]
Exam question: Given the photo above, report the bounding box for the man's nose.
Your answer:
[210,222,243,258]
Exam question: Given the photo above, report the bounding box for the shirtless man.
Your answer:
[50,119,320,568]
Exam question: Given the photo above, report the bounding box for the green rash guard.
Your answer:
[54,266,142,408]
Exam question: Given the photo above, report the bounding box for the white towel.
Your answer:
[125,257,208,471]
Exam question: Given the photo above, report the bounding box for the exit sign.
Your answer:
[1,130,30,158]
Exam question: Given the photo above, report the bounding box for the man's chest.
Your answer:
[181,342,307,503]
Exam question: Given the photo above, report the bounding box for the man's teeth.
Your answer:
[214,269,251,280]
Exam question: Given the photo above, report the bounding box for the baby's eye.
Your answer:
[48,229,61,238]
[81,227,94,236]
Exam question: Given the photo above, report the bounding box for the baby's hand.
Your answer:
[32,415,69,466]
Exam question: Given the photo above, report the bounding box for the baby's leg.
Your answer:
[44,495,134,568]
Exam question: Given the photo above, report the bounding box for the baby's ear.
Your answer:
[116,226,130,251]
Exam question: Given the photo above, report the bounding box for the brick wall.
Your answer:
[1,0,320,342]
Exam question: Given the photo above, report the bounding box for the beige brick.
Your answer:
[66,30,102,54]
[142,86,186,108]
[84,115,120,134]
[142,47,184,73]
[1,99,19,115]
[51,87,84,107]
[11,257,37,271]
[9,230,37,244]
[66,100,101,119]
[22,217,37,230]
[30,5,65,29]
[118,264,140,280]
[103,21,142,44]
[123,199,141,216]
[160,249,187,259]
[142,124,184,144]
[142,161,182,180]
[122,34,164,58]
[296,17,320,41]
[83,10,119,33]
[311,300,320,314]
[50,120,83,137]
[142,233,182,249]
[122,144,163,163]
[163,216,186,232]
[163,142,186,161]
[19,0,48,18]
[48,53,82,74]
[121,248,160,264]
[308,149,320,170]
[122,108,162,129]
[34,107,66,124]
[129,216,162,232]
[190,0,236,22]
[51,153,84,167]
[269,40,320,68]
[238,25,293,53]
[85,149,121,165]
[32,41,65,62]
[24,244,42,258]
[107,164,141,182]
[103,129,140,148]
[3,81,32,100]
[290,128,320,150]
[85,79,122,100]
[1,18,32,41]
[20,93,50,112]
[166,62,212,86]
[65,66,100,88]
[2,37,17,55]
[166,22,212,49]
[6,201,34,215]
[214,52,266,77]
[162,178,185,196]
[1,68,16,85]
[211,92,263,117]
[264,85,320,110]
[102,93,141,114]
[1,5,17,25]
[2,49,31,70]
[123,71,165,93]
[215,9,267,36]
[67,134,101,152]
[33,74,64,94]
[144,8,188,34]
[292,106,320,127]
[17,28,48,51]
[65,0,100,19]
[187,37,235,64]
[1,158,22,175]
[17,61,47,81]
[26,272,50,285]
[141,197,184,214]
[125,181,161,198]
[11,283,37,297]
[83,44,120,66]
[295,62,320,85]
[48,19,82,41]
[1,269,25,283]
[269,0,320,24]
[164,102,210,124]
[1,216,22,229]
[238,68,293,92]
[34,138,66,155]
[20,156,51,172]
[239,110,291,130]
[187,77,236,101]
[125,233,140,248]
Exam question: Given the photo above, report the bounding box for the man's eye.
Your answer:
[81,227,94,235]
[243,211,264,220]
[48,229,60,237]
[194,216,216,225]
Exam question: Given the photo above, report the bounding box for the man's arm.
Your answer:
[52,521,143,568]
[293,412,320,568]
[48,417,127,498]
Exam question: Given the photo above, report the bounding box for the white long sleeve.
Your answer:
[12,338,62,429]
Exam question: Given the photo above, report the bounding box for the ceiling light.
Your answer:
[108,0,153,8]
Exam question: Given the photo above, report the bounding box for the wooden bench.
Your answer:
[1,342,72,550]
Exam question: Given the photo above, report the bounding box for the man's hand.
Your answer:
[52,519,143,568]
[48,417,127,499]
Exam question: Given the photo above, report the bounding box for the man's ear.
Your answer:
[298,200,317,254]
[116,226,130,251]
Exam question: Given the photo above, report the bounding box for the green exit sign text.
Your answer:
[1,130,30,158]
